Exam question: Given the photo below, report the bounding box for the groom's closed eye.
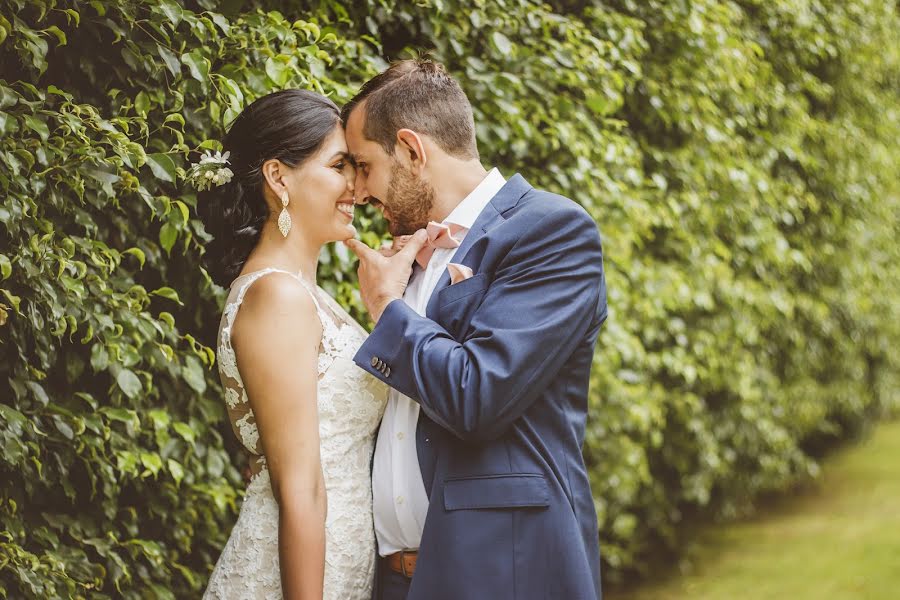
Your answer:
[350,154,369,175]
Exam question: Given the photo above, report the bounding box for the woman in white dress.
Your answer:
[194,89,388,599]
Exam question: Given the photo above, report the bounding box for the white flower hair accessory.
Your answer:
[187,150,234,191]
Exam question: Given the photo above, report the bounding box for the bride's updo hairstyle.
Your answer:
[196,89,341,287]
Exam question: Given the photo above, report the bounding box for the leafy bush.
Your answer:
[0,0,897,595]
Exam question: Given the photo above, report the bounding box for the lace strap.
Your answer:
[225,268,324,331]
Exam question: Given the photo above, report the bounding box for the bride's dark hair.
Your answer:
[196,89,341,287]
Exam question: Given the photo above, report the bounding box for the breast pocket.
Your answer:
[436,272,490,336]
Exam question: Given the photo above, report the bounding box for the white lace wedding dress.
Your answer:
[204,268,388,600]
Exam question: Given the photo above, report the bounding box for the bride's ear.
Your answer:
[261,158,289,205]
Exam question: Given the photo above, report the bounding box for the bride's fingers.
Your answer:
[380,235,410,256]
[394,229,429,263]
[391,235,412,249]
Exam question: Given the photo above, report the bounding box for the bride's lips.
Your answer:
[337,201,355,220]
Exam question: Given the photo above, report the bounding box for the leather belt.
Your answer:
[386,549,418,578]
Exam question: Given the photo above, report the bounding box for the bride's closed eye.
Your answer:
[331,158,355,174]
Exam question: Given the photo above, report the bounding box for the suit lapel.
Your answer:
[424,174,532,319]
[416,174,533,498]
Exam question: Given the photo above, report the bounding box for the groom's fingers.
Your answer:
[343,238,380,263]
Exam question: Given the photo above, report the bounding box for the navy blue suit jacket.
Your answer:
[354,174,606,600]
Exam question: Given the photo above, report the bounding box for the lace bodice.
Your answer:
[205,267,388,600]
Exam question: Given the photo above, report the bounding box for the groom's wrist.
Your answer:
[371,295,400,323]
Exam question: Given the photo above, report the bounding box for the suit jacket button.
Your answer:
[384,366,391,377]
[371,356,379,368]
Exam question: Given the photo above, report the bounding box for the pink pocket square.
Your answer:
[447,263,474,284]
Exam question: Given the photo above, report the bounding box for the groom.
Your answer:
[343,60,607,600]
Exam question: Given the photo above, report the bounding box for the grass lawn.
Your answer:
[607,419,900,600]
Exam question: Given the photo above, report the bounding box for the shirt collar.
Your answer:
[442,168,506,232]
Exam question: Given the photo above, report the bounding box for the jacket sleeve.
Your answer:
[353,204,607,443]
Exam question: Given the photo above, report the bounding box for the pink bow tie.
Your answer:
[415,221,465,269]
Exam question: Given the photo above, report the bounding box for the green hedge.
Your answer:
[0,0,897,595]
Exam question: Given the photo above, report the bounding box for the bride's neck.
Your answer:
[243,222,320,285]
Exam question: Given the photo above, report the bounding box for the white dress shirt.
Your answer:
[372,168,507,556]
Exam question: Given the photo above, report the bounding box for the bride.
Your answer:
[195,89,388,599]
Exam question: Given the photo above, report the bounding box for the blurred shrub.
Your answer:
[0,0,896,595]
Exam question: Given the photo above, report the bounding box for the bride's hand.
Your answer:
[378,235,412,257]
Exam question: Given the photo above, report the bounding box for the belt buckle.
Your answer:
[400,548,415,578]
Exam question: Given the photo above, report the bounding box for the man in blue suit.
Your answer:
[343,59,607,600]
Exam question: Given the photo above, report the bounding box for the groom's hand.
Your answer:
[344,229,429,322]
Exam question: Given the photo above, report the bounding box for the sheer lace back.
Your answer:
[217,268,366,456]
[217,268,315,460]
[207,267,388,600]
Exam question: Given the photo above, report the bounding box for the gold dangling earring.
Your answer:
[278,190,292,237]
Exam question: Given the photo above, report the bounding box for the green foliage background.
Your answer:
[1,0,897,596]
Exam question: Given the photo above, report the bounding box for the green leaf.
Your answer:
[53,416,74,440]
[1,288,20,313]
[140,452,163,476]
[158,311,176,329]
[135,91,150,116]
[152,286,182,304]
[181,50,210,82]
[210,13,231,35]
[146,153,177,183]
[586,92,611,116]
[492,32,513,56]
[116,450,139,475]
[44,25,67,46]
[116,369,142,399]
[90,343,109,371]
[102,407,139,426]
[25,381,49,406]
[123,247,145,268]
[63,8,80,26]
[174,200,190,225]
[23,115,50,142]
[181,355,207,394]
[159,222,178,253]
[0,254,10,279]
[158,0,184,27]
[0,84,18,110]
[173,422,195,443]
[265,56,291,86]
[167,459,185,484]
[157,44,181,77]
[163,113,185,128]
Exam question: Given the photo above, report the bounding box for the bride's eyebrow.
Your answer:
[328,151,353,163]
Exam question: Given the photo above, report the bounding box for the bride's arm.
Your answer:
[232,274,325,600]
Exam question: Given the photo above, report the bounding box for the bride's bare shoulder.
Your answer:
[232,272,323,340]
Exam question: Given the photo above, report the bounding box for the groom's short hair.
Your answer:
[342,59,479,160]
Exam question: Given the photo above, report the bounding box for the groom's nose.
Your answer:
[354,172,370,205]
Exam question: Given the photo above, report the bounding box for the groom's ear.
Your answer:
[395,129,428,171]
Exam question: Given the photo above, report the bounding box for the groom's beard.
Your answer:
[384,159,435,236]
